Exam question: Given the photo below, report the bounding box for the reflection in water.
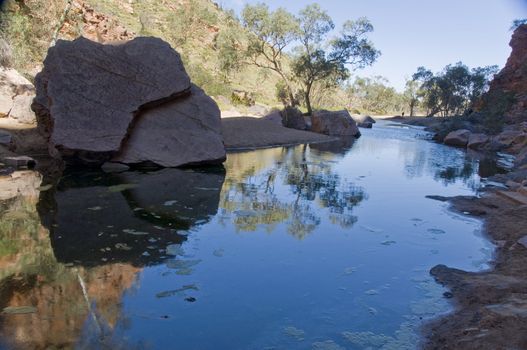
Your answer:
[39,168,225,267]
[0,122,508,349]
[0,168,226,349]
[0,171,139,349]
[220,146,366,239]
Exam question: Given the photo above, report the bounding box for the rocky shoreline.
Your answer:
[423,189,527,349]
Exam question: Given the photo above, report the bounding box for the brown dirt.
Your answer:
[423,192,527,349]
[221,117,336,150]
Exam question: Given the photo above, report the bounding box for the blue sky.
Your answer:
[219,0,527,91]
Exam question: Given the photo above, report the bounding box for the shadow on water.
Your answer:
[38,167,226,267]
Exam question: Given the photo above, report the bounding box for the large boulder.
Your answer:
[281,107,306,130]
[113,85,225,167]
[311,110,360,137]
[444,129,471,147]
[32,36,192,163]
[0,67,36,124]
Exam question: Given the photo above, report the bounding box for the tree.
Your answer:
[403,79,421,116]
[241,3,299,106]
[412,63,498,117]
[292,6,379,115]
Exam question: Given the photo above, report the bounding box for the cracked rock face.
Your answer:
[114,84,226,167]
[32,36,225,167]
[33,36,191,162]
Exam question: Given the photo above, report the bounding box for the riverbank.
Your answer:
[423,188,527,349]
[221,117,336,151]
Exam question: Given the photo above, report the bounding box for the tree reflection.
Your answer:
[221,143,366,239]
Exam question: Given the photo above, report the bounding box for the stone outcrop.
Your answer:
[32,36,225,167]
[113,85,226,167]
[481,24,527,122]
[444,129,471,147]
[311,110,360,137]
[59,0,135,43]
[281,107,306,130]
[0,67,36,124]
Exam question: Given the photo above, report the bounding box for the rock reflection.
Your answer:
[221,145,366,239]
[0,167,226,349]
[0,171,139,349]
[40,168,225,267]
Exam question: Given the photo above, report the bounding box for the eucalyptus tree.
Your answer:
[292,6,379,115]
[241,3,300,105]
[241,3,379,115]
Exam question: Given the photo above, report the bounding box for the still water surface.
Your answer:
[0,122,501,349]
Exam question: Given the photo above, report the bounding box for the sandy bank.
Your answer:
[221,117,336,151]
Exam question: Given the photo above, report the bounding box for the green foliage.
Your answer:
[345,76,404,115]
[412,62,498,117]
[293,7,379,115]
[241,3,299,105]
[242,2,379,115]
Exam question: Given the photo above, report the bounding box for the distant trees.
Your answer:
[412,63,498,117]
[241,2,379,115]
[345,76,404,115]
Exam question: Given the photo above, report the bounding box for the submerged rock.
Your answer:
[311,110,360,137]
[32,36,192,164]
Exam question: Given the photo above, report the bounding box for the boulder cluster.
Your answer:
[267,107,363,138]
[32,37,226,168]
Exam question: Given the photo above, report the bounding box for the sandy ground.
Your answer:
[221,117,335,150]
[423,190,527,349]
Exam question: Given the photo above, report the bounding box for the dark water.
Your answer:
[0,121,504,349]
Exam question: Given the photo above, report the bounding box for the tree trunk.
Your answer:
[50,0,74,47]
[305,82,313,116]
